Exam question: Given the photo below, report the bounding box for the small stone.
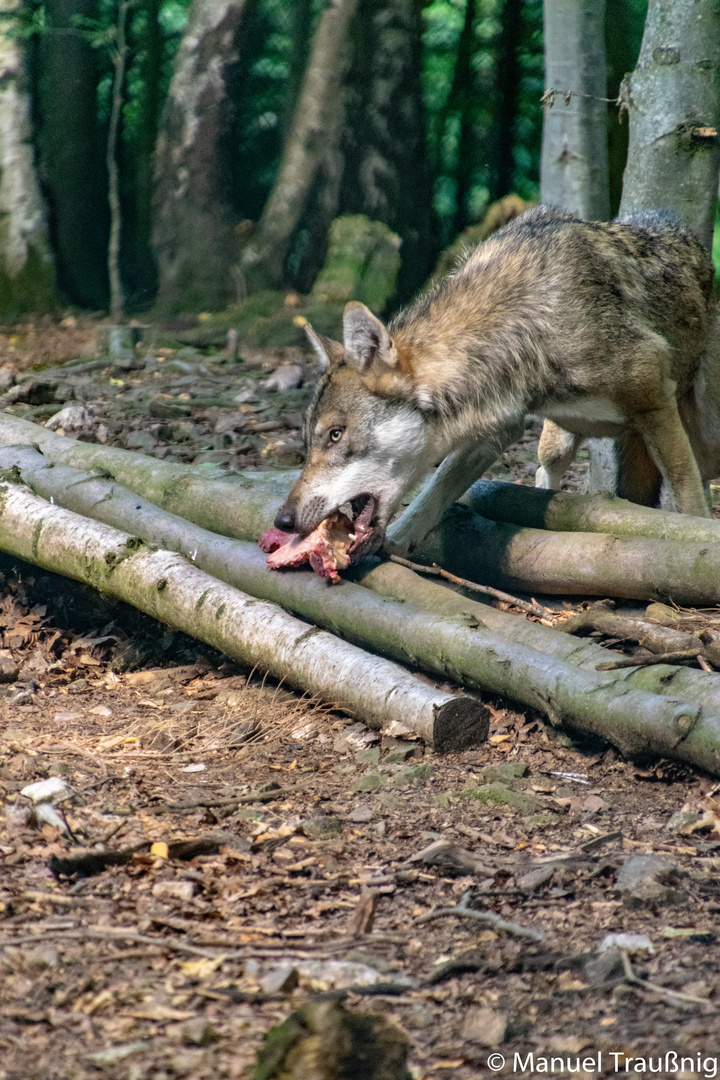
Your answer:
[0,654,19,683]
[47,761,71,777]
[584,947,624,986]
[180,1018,219,1047]
[262,364,304,392]
[347,804,373,823]
[477,761,528,784]
[125,429,158,452]
[352,772,386,792]
[355,747,380,765]
[460,782,539,811]
[227,719,261,747]
[11,690,34,706]
[152,880,195,901]
[383,746,417,764]
[460,1006,507,1046]
[302,815,343,839]
[45,404,92,431]
[393,764,434,786]
[599,932,654,955]
[260,964,300,995]
[667,810,704,832]
[615,855,686,907]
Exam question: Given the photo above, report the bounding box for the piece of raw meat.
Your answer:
[259,495,376,584]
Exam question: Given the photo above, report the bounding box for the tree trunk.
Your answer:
[337,0,436,300]
[0,0,56,316]
[238,0,357,294]
[464,479,720,544]
[3,444,718,772]
[124,0,163,308]
[0,478,484,746]
[487,0,524,204]
[7,413,720,608]
[618,0,720,250]
[152,0,252,313]
[604,0,646,217]
[540,0,610,220]
[107,0,130,320]
[37,0,108,309]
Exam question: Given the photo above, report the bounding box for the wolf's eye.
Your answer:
[328,428,344,443]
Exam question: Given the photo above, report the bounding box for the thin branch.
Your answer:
[620,949,715,1010]
[388,555,554,620]
[414,906,543,942]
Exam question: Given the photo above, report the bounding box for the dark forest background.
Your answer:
[1,0,709,322]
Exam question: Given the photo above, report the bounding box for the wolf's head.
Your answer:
[274,302,432,554]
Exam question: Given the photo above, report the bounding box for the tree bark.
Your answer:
[37,0,108,308]
[338,0,437,301]
[540,0,610,220]
[107,0,129,320]
[619,0,720,250]
[127,0,163,305]
[152,0,252,312]
[0,0,56,315]
[4,442,720,773]
[414,503,720,608]
[463,479,720,544]
[6,414,720,608]
[487,0,524,204]
[238,0,357,293]
[0,477,485,747]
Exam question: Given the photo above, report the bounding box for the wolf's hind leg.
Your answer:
[535,421,581,489]
[615,430,662,508]
[634,402,710,517]
[385,425,523,557]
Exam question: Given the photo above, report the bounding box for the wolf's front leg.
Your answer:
[384,427,522,557]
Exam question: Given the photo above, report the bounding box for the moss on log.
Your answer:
[3,443,720,773]
[464,480,720,545]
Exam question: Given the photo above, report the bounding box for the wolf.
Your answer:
[536,306,720,505]
[274,205,717,558]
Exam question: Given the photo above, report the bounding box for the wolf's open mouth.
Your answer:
[339,494,376,552]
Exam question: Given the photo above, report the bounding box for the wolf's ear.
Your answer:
[304,324,343,372]
[343,302,397,372]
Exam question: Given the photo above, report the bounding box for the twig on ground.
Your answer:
[0,928,246,960]
[413,905,544,941]
[388,555,555,619]
[620,949,715,1009]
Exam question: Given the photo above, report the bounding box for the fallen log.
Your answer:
[3,445,720,772]
[4,436,720,711]
[348,559,720,714]
[412,504,720,607]
[0,411,292,541]
[0,480,487,748]
[464,480,720,545]
[4,413,720,606]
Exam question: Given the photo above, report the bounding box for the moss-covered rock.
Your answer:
[427,194,535,287]
[312,216,401,313]
[0,245,57,320]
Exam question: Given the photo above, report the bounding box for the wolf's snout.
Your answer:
[274,506,296,532]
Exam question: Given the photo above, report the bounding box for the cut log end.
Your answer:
[432,696,490,752]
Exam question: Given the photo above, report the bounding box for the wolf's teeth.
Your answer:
[338,501,353,517]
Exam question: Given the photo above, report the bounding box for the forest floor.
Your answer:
[1,318,720,1080]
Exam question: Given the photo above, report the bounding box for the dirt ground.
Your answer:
[2,318,720,1080]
